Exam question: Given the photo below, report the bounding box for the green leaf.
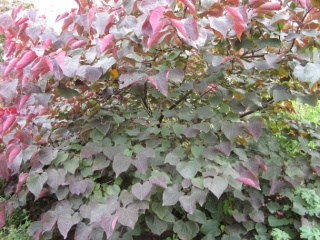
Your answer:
[268,216,292,227]
[203,176,228,199]
[173,220,199,240]
[26,172,48,198]
[221,122,243,141]
[146,216,168,236]
[165,152,180,165]
[172,123,186,136]
[176,162,198,179]
[197,106,214,119]
[63,158,80,174]
[255,38,281,48]
[57,88,80,99]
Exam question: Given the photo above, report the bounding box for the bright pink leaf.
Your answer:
[31,57,50,77]
[226,6,247,40]
[56,12,69,22]
[8,147,22,164]
[100,34,114,53]
[5,41,16,58]
[15,17,29,26]
[146,70,169,96]
[70,40,87,50]
[112,215,119,230]
[4,58,19,76]
[16,51,37,69]
[12,5,23,19]
[170,18,199,41]
[180,0,197,17]
[236,177,261,190]
[2,116,16,134]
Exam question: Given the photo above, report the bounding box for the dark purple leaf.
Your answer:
[243,120,264,141]
[0,154,9,180]
[69,179,89,195]
[146,71,170,96]
[236,167,261,190]
[80,142,103,159]
[269,178,286,195]
[221,122,243,141]
[249,210,264,223]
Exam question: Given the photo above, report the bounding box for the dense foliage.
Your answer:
[0,0,320,239]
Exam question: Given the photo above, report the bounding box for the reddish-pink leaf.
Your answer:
[226,6,247,39]
[5,41,16,58]
[236,177,261,190]
[253,2,281,12]
[15,16,29,26]
[16,172,28,194]
[4,58,19,76]
[8,147,22,165]
[12,5,23,19]
[180,0,197,17]
[31,57,50,77]
[56,12,69,22]
[170,18,199,41]
[0,14,14,30]
[112,215,119,230]
[70,40,87,50]
[16,51,37,69]
[2,116,16,134]
[146,70,169,96]
[100,34,114,53]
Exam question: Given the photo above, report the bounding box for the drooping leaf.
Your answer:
[226,6,247,39]
[236,167,261,190]
[243,119,264,141]
[57,213,80,239]
[100,214,119,238]
[180,0,197,17]
[74,222,93,240]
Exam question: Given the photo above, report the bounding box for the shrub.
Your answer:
[0,0,319,239]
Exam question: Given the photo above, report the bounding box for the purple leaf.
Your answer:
[113,153,132,177]
[117,204,139,229]
[69,179,89,195]
[269,178,286,195]
[100,214,119,238]
[0,154,9,180]
[209,15,233,39]
[214,142,231,156]
[41,211,57,232]
[74,222,93,240]
[221,122,243,141]
[26,172,48,198]
[146,70,169,96]
[131,157,148,174]
[170,17,199,41]
[168,68,185,83]
[203,176,228,199]
[0,79,18,102]
[249,210,264,223]
[179,195,196,214]
[99,34,114,53]
[62,55,81,78]
[33,147,54,165]
[57,213,80,239]
[176,161,198,179]
[76,65,103,82]
[80,142,103,159]
[243,120,264,141]
[92,12,110,35]
[46,169,67,190]
[236,167,261,190]
[163,185,183,206]
[131,181,153,200]
[149,176,167,188]
[0,14,14,30]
